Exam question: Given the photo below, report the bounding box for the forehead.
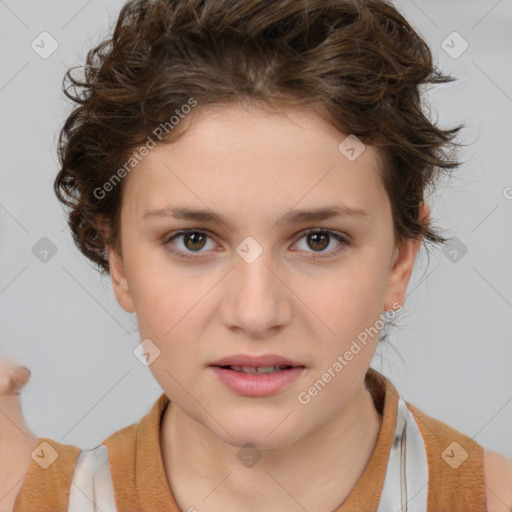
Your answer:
[121,103,387,223]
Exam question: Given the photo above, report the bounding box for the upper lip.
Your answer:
[209,354,304,368]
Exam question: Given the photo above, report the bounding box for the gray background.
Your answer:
[1,0,511,458]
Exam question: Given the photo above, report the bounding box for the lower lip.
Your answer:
[209,366,306,397]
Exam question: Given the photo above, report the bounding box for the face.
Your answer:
[107,103,425,449]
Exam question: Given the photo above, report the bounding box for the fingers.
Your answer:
[0,360,31,395]
[0,360,36,440]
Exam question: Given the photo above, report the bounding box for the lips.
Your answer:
[209,353,304,369]
[209,363,306,397]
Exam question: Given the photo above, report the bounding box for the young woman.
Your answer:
[2,0,512,510]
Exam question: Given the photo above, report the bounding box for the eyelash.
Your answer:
[163,228,349,261]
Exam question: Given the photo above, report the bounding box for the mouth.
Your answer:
[208,363,307,397]
[209,353,305,369]
[212,364,300,375]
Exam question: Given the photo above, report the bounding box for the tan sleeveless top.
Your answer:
[13,368,487,511]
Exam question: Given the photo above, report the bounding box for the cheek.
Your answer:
[126,259,210,365]
[125,244,191,329]
[125,257,176,339]
[132,276,195,340]
[129,271,204,392]
[298,261,390,374]
[315,258,390,328]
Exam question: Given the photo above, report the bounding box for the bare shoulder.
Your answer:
[484,449,512,512]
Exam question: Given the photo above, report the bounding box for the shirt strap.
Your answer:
[377,396,429,512]
[67,444,117,512]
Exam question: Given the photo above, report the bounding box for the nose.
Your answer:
[219,246,291,338]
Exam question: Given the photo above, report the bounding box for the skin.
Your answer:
[0,361,37,512]
[1,104,510,512]
[107,102,425,511]
[485,451,512,512]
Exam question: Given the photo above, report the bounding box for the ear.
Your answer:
[383,202,430,311]
[96,214,135,314]
[106,244,136,313]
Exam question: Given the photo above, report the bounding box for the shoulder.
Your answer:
[406,401,484,458]
[405,401,488,509]
[484,449,512,512]
[13,437,82,512]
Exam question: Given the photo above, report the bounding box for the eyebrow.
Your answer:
[143,204,369,230]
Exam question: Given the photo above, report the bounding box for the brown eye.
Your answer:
[307,232,330,251]
[165,230,216,259]
[182,231,207,251]
[293,229,348,258]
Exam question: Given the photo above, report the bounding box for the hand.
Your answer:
[0,359,38,512]
[0,362,31,395]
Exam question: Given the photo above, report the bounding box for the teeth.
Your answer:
[228,365,289,374]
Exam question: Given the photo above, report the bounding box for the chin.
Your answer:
[211,420,304,452]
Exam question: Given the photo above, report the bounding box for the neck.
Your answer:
[160,378,382,512]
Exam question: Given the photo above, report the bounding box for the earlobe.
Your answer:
[106,245,135,314]
[96,214,136,314]
[383,202,430,311]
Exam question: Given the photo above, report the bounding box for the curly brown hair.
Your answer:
[55,0,465,275]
